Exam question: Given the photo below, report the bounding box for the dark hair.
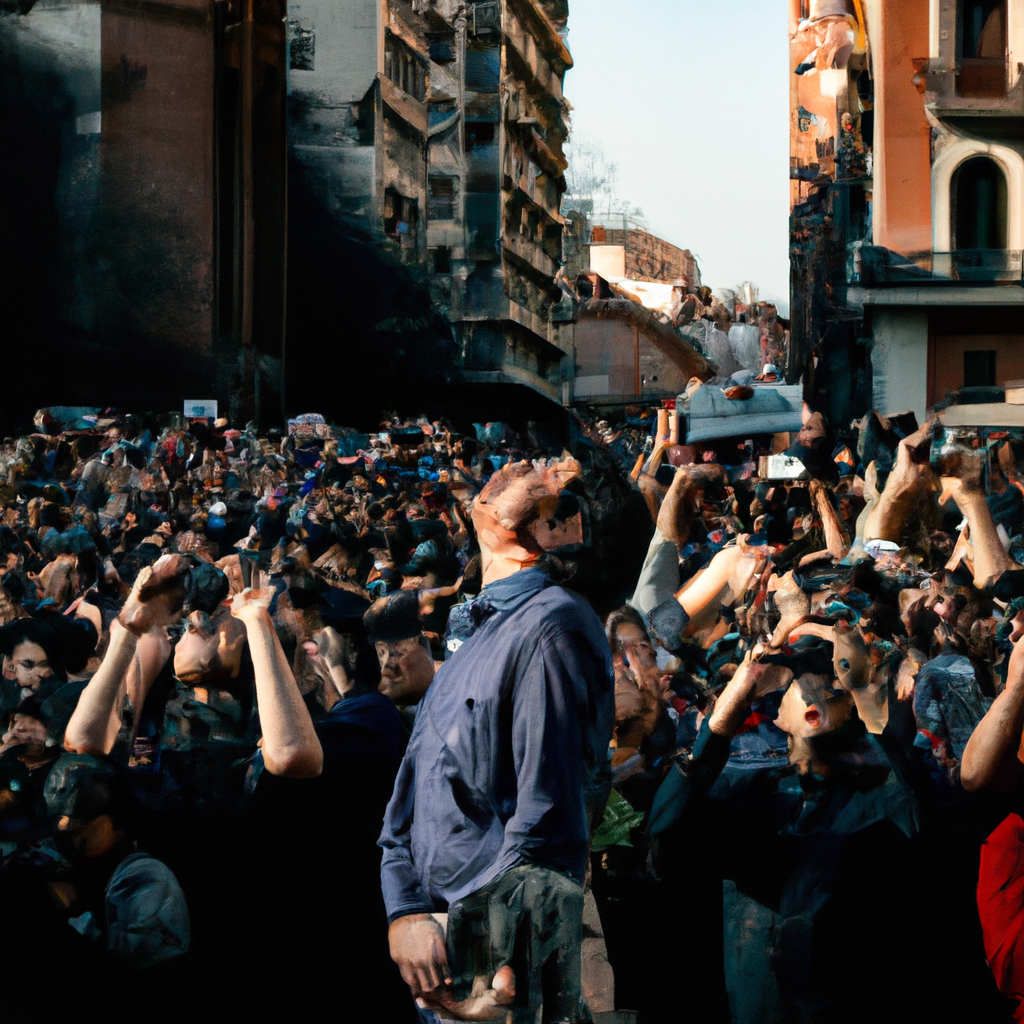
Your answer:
[0,618,67,680]
[605,605,649,652]
[364,590,423,645]
[763,637,836,683]
[44,754,131,830]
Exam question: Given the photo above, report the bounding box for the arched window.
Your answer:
[953,156,1008,249]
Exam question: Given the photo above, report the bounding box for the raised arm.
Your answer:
[63,623,135,755]
[940,472,1013,591]
[230,588,322,778]
[65,555,188,755]
[962,628,1024,793]
[863,421,936,544]
[648,650,791,836]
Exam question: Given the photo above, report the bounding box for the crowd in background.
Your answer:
[5,403,1024,1023]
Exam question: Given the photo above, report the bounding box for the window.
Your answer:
[428,177,454,220]
[959,0,1005,58]
[430,246,452,273]
[464,121,496,153]
[465,41,500,91]
[957,0,1006,95]
[384,187,418,259]
[953,157,1008,250]
[964,350,996,388]
[384,35,425,102]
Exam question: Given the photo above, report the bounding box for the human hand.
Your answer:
[0,713,48,760]
[118,554,191,635]
[722,540,769,602]
[229,587,274,623]
[389,913,452,999]
[417,964,516,1021]
[895,655,921,702]
[656,465,726,547]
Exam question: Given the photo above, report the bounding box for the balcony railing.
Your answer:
[852,245,1023,285]
[921,56,1024,115]
[933,250,1023,281]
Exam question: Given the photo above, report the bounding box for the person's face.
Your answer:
[933,591,959,625]
[775,674,852,741]
[54,812,117,860]
[613,623,661,693]
[833,625,874,691]
[376,636,434,706]
[4,641,53,693]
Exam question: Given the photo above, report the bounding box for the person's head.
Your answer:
[471,459,584,576]
[765,641,853,760]
[607,605,663,694]
[0,619,66,693]
[364,591,434,707]
[44,755,130,862]
[775,672,854,741]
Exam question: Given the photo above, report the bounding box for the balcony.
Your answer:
[852,245,1023,285]
[922,56,1024,136]
[933,250,1023,281]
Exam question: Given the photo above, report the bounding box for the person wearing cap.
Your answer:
[364,590,435,732]
[648,642,925,1023]
[380,459,614,1023]
[43,753,191,969]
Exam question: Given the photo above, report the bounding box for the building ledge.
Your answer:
[852,284,1024,306]
[461,368,559,402]
[379,74,427,134]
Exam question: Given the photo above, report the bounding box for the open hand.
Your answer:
[417,965,516,1022]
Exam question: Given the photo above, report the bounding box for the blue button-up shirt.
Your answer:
[379,569,614,922]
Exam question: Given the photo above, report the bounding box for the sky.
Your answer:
[563,0,791,313]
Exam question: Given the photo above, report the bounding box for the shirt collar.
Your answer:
[478,567,550,611]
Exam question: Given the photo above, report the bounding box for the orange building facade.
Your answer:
[790,0,1024,423]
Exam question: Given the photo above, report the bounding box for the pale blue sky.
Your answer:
[564,0,791,312]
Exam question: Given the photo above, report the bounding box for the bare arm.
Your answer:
[940,478,1013,591]
[864,422,935,544]
[64,555,190,755]
[231,589,322,778]
[810,479,849,560]
[676,541,767,624]
[962,637,1024,793]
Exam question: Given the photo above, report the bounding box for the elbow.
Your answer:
[959,756,984,793]
[263,745,324,779]
[63,736,109,757]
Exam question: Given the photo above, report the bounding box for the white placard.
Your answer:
[184,400,218,420]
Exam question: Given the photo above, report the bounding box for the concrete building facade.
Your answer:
[286,0,575,406]
[0,0,576,430]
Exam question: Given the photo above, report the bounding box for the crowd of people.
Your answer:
[4,402,1024,1023]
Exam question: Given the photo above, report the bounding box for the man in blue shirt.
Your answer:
[380,460,615,1022]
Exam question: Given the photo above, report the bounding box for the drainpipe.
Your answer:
[634,324,641,397]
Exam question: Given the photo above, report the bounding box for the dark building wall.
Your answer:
[100,0,217,365]
[0,0,287,430]
[0,3,104,430]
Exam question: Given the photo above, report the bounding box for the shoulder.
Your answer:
[521,586,607,644]
[317,691,406,758]
[105,853,190,966]
[107,852,185,899]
